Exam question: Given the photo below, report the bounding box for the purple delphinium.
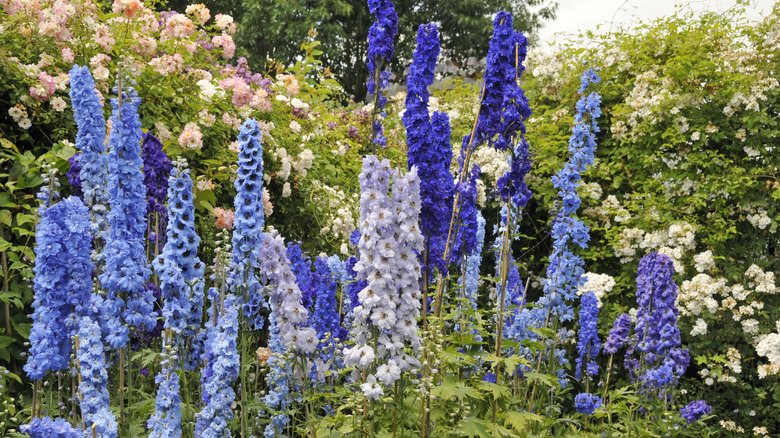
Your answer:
[259,232,318,353]
[680,400,712,424]
[25,196,93,380]
[142,132,172,249]
[77,317,118,438]
[99,76,155,348]
[69,65,109,249]
[366,0,398,149]
[626,252,690,390]
[286,242,314,311]
[66,153,83,199]
[311,256,345,362]
[575,291,601,381]
[20,417,81,438]
[231,119,266,330]
[604,313,631,354]
[195,294,239,436]
[574,392,602,415]
[450,165,481,261]
[403,23,454,276]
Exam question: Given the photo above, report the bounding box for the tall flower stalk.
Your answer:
[366,0,398,151]
[76,317,117,438]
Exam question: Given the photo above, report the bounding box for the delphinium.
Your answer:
[455,211,485,343]
[574,291,602,414]
[19,417,81,438]
[311,256,345,375]
[262,311,292,438]
[680,400,712,424]
[68,65,109,253]
[602,313,631,400]
[195,294,240,437]
[403,23,454,278]
[65,153,83,199]
[147,334,182,438]
[287,242,314,311]
[99,70,155,349]
[153,160,206,366]
[77,317,117,438]
[142,132,173,251]
[366,0,398,150]
[230,119,265,330]
[626,252,690,405]
[344,155,424,394]
[24,195,94,381]
[450,165,481,263]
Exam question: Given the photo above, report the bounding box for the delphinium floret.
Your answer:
[366,0,398,149]
[575,290,601,381]
[604,313,631,354]
[680,400,712,424]
[20,417,82,438]
[231,119,266,330]
[69,65,109,249]
[286,242,314,311]
[77,317,118,438]
[403,23,454,276]
[99,73,154,348]
[25,195,94,380]
[574,392,602,415]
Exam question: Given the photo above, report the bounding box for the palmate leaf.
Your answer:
[459,417,492,438]
[503,410,544,433]
[478,380,511,400]
[431,375,482,401]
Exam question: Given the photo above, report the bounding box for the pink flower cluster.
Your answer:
[211,33,235,60]
[178,122,203,150]
[276,74,300,96]
[185,3,210,25]
[30,72,56,101]
[212,207,235,230]
[214,14,236,34]
[150,53,184,76]
[161,13,195,40]
[38,0,76,41]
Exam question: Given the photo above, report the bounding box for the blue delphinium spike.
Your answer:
[77,316,118,438]
[366,0,398,148]
[287,242,314,311]
[25,195,94,380]
[311,256,344,366]
[99,76,155,348]
[69,65,109,251]
[575,291,601,381]
[231,119,266,330]
[574,392,602,415]
[147,336,182,438]
[263,310,292,438]
[455,211,485,342]
[195,294,240,436]
[604,313,631,354]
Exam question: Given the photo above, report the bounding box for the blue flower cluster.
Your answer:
[196,294,240,437]
[147,338,182,438]
[451,165,481,261]
[69,65,109,245]
[153,163,205,347]
[100,77,154,348]
[344,255,365,313]
[680,400,712,424]
[403,23,454,275]
[539,68,601,323]
[312,256,345,364]
[260,232,318,353]
[142,132,172,248]
[627,252,689,390]
[574,392,602,415]
[20,417,81,438]
[25,196,93,380]
[263,311,292,438]
[286,242,314,311]
[604,313,631,354]
[231,119,266,330]
[575,291,601,381]
[455,211,485,342]
[77,317,118,438]
[66,153,83,199]
[366,0,398,148]
[496,241,525,333]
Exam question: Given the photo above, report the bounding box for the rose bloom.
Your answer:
[196,179,215,192]
[61,47,74,64]
[213,207,235,230]
[289,120,301,134]
[256,347,271,365]
[29,72,56,101]
[178,122,203,150]
[50,96,67,112]
[185,4,210,25]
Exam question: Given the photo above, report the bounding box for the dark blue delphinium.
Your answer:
[680,400,712,424]
[77,317,117,438]
[66,153,83,199]
[99,76,155,348]
[344,255,365,313]
[575,291,601,381]
[627,252,689,390]
[195,294,240,436]
[287,242,314,311]
[403,23,454,276]
[25,195,93,380]
[69,65,109,246]
[366,0,398,149]
[312,256,345,363]
[574,392,602,415]
[604,313,631,354]
[142,132,172,249]
[231,119,266,330]
[451,165,481,261]
[20,417,81,438]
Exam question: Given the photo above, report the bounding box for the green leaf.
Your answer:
[503,410,543,432]
[459,417,492,438]
[478,380,511,400]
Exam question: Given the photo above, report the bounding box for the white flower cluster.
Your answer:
[678,273,725,317]
[8,104,32,130]
[690,318,707,336]
[274,147,314,198]
[746,208,773,231]
[313,182,358,255]
[693,250,716,273]
[723,76,779,115]
[576,272,615,308]
[196,79,224,102]
[614,222,696,271]
[579,181,602,201]
[726,347,742,374]
[755,332,780,365]
[624,70,672,129]
[467,145,509,186]
[745,264,777,294]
